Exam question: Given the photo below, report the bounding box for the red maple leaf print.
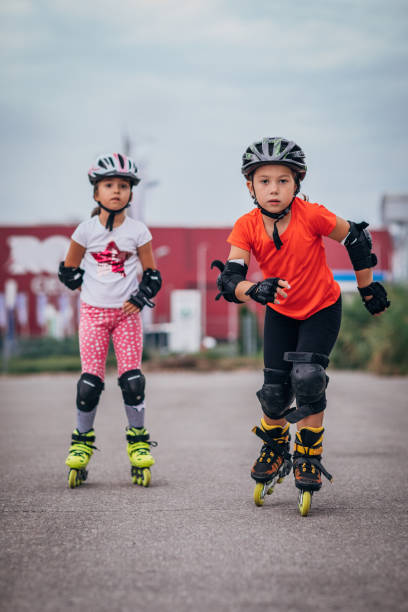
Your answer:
[91,241,131,276]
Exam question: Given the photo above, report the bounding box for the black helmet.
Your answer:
[241,137,307,181]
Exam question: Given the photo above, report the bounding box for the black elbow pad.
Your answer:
[211,260,248,303]
[344,221,378,271]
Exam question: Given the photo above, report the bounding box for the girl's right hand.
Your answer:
[122,301,141,315]
[245,278,291,305]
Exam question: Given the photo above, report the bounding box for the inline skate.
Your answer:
[251,423,292,506]
[293,426,333,516]
[65,429,97,488]
[126,427,158,487]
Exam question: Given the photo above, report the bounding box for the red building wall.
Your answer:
[0,225,393,339]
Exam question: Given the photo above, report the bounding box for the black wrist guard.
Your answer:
[211,259,248,303]
[358,282,390,315]
[139,268,162,299]
[344,221,378,271]
[245,278,281,306]
[128,289,155,310]
[58,261,84,290]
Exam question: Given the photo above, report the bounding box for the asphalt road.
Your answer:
[1,370,407,612]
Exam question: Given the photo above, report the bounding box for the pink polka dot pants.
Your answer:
[79,302,143,380]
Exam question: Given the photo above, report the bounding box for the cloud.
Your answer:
[0,0,407,228]
[0,0,33,16]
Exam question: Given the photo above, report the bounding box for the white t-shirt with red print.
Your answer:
[71,215,152,308]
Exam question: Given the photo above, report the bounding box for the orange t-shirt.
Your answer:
[227,198,341,320]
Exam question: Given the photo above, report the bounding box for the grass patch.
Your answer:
[2,284,406,376]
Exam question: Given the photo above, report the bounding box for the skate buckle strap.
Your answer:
[294,443,322,456]
[72,432,95,442]
[126,433,158,447]
[128,440,158,449]
[126,432,150,443]
[252,426,291,462]
[293,455,333,483]
[69,445,92,458]
[131,446,151,457]
[71,433,98,450]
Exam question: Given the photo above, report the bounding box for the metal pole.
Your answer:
[197,243,208,345]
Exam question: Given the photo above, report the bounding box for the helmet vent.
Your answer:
[241,137,307,181]
[88,153,141,186]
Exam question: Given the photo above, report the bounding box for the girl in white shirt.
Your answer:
[58,153,162,489]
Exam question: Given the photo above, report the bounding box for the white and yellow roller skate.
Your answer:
[251,422,292,507]
[126,427,158,487]
[293,427,333,517]
[65,429,97,489]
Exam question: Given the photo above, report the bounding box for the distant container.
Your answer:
[381,194,408,225]
[169,290,201,353]
[381,194,408,281]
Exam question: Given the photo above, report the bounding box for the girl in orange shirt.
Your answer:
[212,137,389,515]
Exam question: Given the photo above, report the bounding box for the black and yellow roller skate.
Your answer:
[293,426,333,516]
[65,429,97,489]
[251,422,292,507]
[126,427,158,487]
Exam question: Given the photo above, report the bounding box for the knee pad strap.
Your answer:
[118,369,145,406]
[76,373,104,413]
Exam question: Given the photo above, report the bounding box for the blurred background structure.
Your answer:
[0,0,407,372]
[381,194,408,281]
[0,210,396,345]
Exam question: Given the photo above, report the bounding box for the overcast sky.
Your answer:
[1,0,407,229]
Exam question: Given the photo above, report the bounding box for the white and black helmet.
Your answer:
[88,153,140,186]
[241,137,307,181]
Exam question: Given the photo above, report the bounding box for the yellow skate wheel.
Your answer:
[132,467,151,487]
[253,483,265,506]
[298,490,312,517]
[266,486,274,495]
[277,476,284,484]
[142,468,151,487]
[68,469,78,488]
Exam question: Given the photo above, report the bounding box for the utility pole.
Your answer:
[122,132,158,223]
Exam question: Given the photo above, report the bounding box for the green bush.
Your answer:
[7,355,82,374]
[14,336,80,358]
[2,286,406,376]
[331,284,408,375]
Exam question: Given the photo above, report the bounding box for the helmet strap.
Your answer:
[257,201,293,250]
[97,200,131,231]
[96,189,132,232]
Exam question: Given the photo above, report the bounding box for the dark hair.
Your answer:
[91,206,101,217]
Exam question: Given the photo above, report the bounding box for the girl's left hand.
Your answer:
[358,282,390,315]
[122,300,140,315]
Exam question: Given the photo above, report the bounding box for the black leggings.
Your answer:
[263,296,342,372]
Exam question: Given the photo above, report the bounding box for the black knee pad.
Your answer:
[118,369,145,406]
[291,363,327,404]
[256,368,294,420]
[76,373,104,412]
[284,352,329,423]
